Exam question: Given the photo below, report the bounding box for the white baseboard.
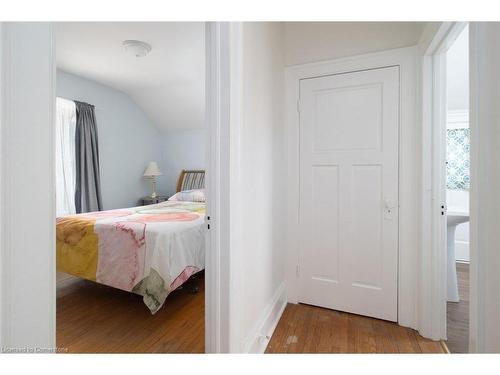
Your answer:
[242,282,287,353]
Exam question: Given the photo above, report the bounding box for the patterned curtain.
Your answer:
[446,128,470,190]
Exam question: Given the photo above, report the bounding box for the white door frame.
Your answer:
[0,22,57,350]
[418,22,467,341]
[0,21,231,353]
[467,22,500,353]
[204,21,234,353]
[285,46,419,330]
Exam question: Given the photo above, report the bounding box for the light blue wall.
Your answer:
[57,70,167,209]
[162,129,206,196]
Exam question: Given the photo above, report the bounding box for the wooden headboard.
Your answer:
[176,169,205,192]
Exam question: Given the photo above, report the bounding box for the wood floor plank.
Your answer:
[371,317,399,353]
[316,308,339,353]
[287,304,314,353]
[266,303,445,354]
[416,333,445,353]
[57,272,204,353]
[446,262,469,353]
[264,305,291,353]
[332,310,350,353]
[301,306,322,353]
[59,266,455,354]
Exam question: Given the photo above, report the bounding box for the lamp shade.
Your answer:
[143,162,162,177]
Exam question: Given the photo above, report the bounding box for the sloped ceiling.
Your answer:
[56,22,205,132]
[284,22,426,65]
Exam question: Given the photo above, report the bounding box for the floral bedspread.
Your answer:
[56,201,206,314]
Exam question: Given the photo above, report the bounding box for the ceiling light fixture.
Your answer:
[122,40,152,58]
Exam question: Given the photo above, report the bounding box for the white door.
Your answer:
[298,66,399,322]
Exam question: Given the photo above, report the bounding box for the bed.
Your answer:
[56,170,206,314]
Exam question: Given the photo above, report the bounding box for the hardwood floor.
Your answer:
[446,262,469,353]
[56,272,204,353]
[57,267,461,354]
[266,303,446,353]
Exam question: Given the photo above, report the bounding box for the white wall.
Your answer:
[469,22,500,352]
[231,22,287,352]
[162,128,206,195]
[447,26,469,111]
[1,22,56,350]
[56,70,166,209]
[284,22,425,66]
[0,22,3,348]
[55,22,205,133]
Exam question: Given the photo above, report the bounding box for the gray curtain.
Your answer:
[74,101,102,213]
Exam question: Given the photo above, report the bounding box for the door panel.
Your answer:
[313,83,383,152]
[299,66,399,322]
[311,165,340,283]
[350,165,383,289]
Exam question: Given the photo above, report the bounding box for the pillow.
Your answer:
[168,189,206,203]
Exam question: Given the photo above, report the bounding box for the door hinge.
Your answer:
[296,264,300,278]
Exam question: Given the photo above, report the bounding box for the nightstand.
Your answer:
[141,196,169,205]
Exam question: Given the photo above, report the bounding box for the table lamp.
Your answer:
[143,162,162,198]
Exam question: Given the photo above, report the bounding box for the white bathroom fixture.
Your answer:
[446,209,469,302]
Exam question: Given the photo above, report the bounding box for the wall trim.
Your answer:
[468,22,500,353]
[0,22,56,349]
[447,109,469,129]
[0,22,7,349]
[419,21,468,341]
[242,282,287,353]
[205,21,233,353]
[285,46,419,331]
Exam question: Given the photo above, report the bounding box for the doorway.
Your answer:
[421,21,470,351]
[286,47,419,332]
[0,22,230,353]
[443,25,470,353]
[54,22,207,353]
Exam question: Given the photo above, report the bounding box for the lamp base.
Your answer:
[150,177,158,199]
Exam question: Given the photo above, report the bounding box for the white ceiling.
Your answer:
[56,22,205,132]
[284,22,426,65]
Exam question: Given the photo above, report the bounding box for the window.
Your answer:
[55,97,77,216]
[446,126,470,190]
